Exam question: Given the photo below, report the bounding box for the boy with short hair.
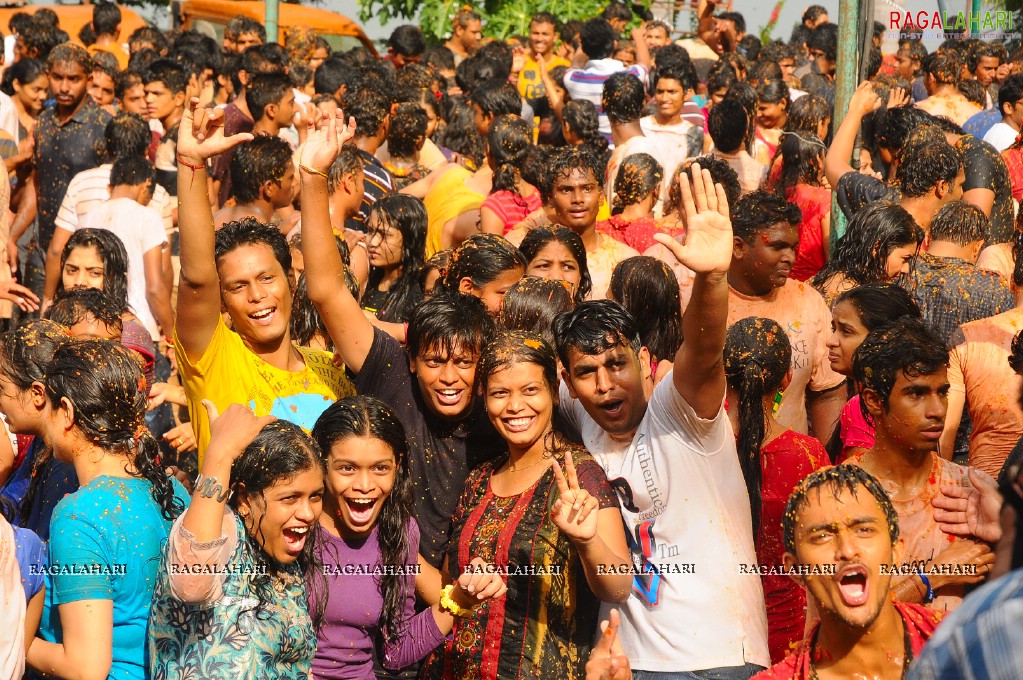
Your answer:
[246,72,297,139]
[143,59,187,196]
[214,135,296,229]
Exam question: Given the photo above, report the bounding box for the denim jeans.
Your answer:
[633,663,766,680]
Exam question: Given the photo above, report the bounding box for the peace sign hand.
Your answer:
[177,98,254,164]
[551,453,600,545]
[652,163,733,274]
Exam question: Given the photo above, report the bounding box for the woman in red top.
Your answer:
[479,118,543,234]
[755,79,789,159]
[600,153,663,253]
[776,131,831,281]
[723,317,828,664]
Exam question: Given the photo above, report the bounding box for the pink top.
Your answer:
[481,189,543,234]
[838,396,874,462]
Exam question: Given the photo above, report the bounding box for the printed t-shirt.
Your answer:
[177,317,355,463]
[559,374,770,672]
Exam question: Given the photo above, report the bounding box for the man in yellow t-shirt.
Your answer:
[518,13,570,107]
[173,100,354,462]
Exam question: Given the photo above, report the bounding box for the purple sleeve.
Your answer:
[381,520,448,670]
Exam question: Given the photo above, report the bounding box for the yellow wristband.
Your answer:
[439,584,473,617]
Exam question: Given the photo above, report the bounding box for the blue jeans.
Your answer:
[633,663,765,680]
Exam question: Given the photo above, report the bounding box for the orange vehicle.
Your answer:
[0,4,147,43]
[177,0,377,55]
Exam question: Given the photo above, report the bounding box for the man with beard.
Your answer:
[754,465,943,679]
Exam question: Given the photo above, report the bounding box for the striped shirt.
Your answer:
[55,164,175,237]
[564,60,648,138]
[345,148,395,233]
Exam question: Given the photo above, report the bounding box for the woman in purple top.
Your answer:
[310,395,507,680]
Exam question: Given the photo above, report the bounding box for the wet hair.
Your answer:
[731,191,801,242]
[59,229,130,311]
[852,316,949,412]
[651,58,697,95]
[291,270,353,351]
[46,41,93,73]
[477,42,514,81]
[812,202,922,290]
[388,24,425,57]
[968,41,1001,72]
[312,395,413,643]
[499,277,575,348]
[406,290,495,361]
[23,22,62,63]
[559,20,583,51]
[442,233,526,293]
[327,146,363,195]
[785,94,831,139]
[665,156,742,217]
[602,72,646,125]
[0,57,46,96]
[487,114,534,211]
[748,59,782,85]
[229,419,325,628]
[366,195,428,323]
[833,284,921,333]
[215,217,292,276]
[346,87,392,138]
[387,103,428,159]
[806,23,838,61]
[872,105,938,152]
[92,2,120,37]
[553,299,643,368]
[424,45,455,74]
[611,154,662,215]
[708,98,748,154]
[313,57,351,97]
[608,257,681,364]
[143,58,187,96]
[230,135,293,204]
[896,128,962,199]
[110,155,154,188]
[998,74,1023,115]
[435,97,486,169]
[707,66,738,97]
[127,25,167,54]
[561,100,610,168]
[782,466,899,555]
[0,319,71,395]
[601,2,633,23]
[102,112,151,160]
[45,287,125,335]
[777,132,826,193]
[580,19,617,60]
[756,78,790,108]
[419,249,453,294]
[247,72,293,124]
[45,340,185,521]
[241,43,289,76]
[923,50,963,85]
[471,79,522,121]
[957,78,986,108]
[724,317,792,535]
[227,16,266,43]
[453,7,481,28]
[929,200,989,246]
[541,147,605,203]
[518,226,592,303]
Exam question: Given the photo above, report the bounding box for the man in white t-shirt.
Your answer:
[982,73,1023,152]
[53,156,173,342]
[553,166,769,678]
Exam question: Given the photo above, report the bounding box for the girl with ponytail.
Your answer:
[27,340,188,680]
[722,317,827,665]
[561,100,611,168]
[480,116,543,235]
[602,153,663,252]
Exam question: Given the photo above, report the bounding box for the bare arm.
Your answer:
[480,206,505,235]
[27,601,113,680]
[299,112,376,374]
[632,25,652,70]
[143,244,175,338]
[176,99,254,364]
[962,187,995,217]
[824,82,881,188]
[8,172,37,274]
[42,226,72,304]
[655,164,734,419]
[807,384,846,446]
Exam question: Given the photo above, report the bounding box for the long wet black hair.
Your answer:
[58,228,131,313]
[488,114,534,211]
[312,396,413,645]
[519,227,592,303]
[44,340,184,521]
[723,317,792,536]
[608,257,682,365]
[366,194,428,323]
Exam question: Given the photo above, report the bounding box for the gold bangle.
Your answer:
[439,584,472,617]
[299,164,329,179]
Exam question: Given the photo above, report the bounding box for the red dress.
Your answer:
[786,184,831,282]
[598,215,660,253]
[759,429,828,663]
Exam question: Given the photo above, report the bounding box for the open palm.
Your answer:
[299,110,358,175]
[177,98,253,162]
[653,163,733,274]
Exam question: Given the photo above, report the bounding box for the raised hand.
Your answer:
[453,557,508,607]
[849,81,882,117]
[887,86,910,109]
[177,98,254,164]
[551,453,600,544]
[652,163,732,274]
[203,401,276,464]
[585,609,632,680]
[933,467,1003,543]
[299,109,357,176]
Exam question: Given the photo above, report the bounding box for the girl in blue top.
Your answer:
[26,340,187,680]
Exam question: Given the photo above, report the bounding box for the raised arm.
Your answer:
[653,164,733,419]
[175,99,253,364]
[298,112,376,374]
[824,82,881,188]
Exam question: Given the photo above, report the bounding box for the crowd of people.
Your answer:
[1,0,1023,678]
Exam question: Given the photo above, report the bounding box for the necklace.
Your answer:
[505,454,552,473]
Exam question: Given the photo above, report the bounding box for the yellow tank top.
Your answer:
[423,166,486,257]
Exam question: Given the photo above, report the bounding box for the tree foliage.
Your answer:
[359,0,614,42]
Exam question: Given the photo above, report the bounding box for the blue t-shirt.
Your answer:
[40,476,189,680]
[13,525,46,600]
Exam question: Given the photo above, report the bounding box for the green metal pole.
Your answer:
[266,0,279,44]
[830,0,861,245]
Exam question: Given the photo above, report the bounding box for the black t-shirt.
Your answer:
[354,327,502,568]
[957,135,1014,245]
[835,172,896,219]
